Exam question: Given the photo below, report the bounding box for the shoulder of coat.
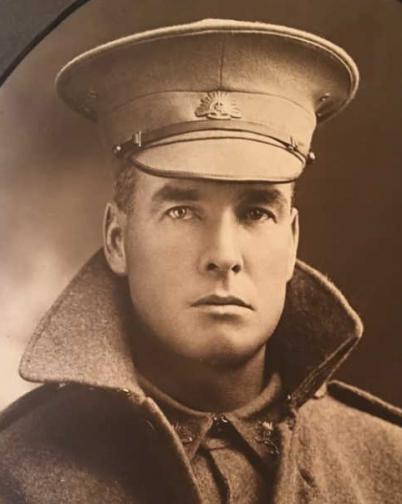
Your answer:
[326,380,402,428]
[0,384,143,437]
[0,384,59,433]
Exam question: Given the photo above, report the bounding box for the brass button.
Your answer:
[210,414,229,435]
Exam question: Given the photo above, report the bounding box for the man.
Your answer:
[0,18,401,503]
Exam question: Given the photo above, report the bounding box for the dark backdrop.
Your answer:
[0,0,401,408]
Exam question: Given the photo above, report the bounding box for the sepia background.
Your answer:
[0,0,401,409]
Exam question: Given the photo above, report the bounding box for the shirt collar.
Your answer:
[138,370,284,462]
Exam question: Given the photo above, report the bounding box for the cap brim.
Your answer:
[131,133,303,182]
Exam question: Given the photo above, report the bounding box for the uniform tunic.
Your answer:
[139,372,283,503]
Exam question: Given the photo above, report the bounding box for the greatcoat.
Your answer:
[0,251,401,503]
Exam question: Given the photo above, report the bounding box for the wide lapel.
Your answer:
[20,249,144,400]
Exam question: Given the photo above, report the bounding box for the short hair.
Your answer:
[112,160,297,213]
[113,159,137,213]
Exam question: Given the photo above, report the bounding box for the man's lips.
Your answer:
[192,294,253,310]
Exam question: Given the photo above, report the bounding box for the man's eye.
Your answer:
[167,206,194,220]
[243,207,276,222]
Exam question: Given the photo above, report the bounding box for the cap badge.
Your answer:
[195,91,242,120]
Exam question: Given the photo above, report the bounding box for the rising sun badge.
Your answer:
[195,91,242,120]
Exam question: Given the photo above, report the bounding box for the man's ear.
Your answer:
[103,202,127,276]
[287,207,300,281]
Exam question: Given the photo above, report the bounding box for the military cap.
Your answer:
[56,18,359,182]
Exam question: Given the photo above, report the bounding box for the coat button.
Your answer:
[210,414,229,435]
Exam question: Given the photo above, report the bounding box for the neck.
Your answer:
[132,337,267,412]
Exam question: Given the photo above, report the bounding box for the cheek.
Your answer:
[123,220,198,306]
[248,228,294,282]
[248,232,293,332]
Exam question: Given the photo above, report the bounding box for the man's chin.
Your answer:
[196,337,268,370]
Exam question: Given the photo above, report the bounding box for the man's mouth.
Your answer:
[192,294,253,310]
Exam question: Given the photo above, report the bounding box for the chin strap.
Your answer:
[112,119,316,165]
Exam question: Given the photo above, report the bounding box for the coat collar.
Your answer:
[19,250,363,409]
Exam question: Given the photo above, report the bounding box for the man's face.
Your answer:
[106,169,298,368]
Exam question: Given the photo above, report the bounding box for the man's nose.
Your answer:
[199,213,243,276]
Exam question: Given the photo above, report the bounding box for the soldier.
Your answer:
[0,19,401,503]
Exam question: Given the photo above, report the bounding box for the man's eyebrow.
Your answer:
[239,188,289,208]
[151,183,201,204]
